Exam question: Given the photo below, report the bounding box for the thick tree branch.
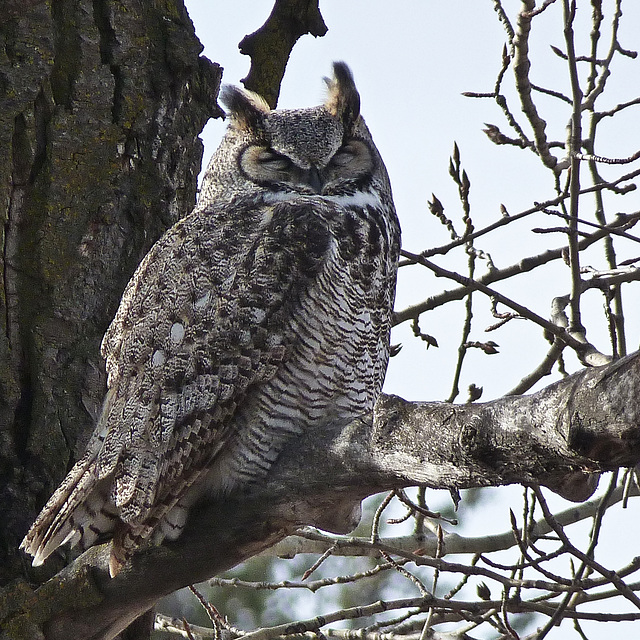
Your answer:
[239,0,327,108]
[3,352,640,640]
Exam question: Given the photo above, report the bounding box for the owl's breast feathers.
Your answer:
[20,193,399,575]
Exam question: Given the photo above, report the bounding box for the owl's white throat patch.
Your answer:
[264,189,382,210]
[325,190,382,210]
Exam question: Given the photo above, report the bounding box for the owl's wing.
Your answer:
[21,197,334,572]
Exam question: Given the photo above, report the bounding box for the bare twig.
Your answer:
[513,1,558,170]
[574,149,640,165]
[399,249,611,366]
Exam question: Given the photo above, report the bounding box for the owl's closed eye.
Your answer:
[239,139,374,194]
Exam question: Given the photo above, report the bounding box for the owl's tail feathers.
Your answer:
[108,491,193,577]
[20,455,118,568]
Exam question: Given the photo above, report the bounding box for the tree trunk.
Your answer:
[0,0,221,588]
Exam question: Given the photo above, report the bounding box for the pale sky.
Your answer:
[180,2,640,638]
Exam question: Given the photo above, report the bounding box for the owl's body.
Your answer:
[21,63,400,576]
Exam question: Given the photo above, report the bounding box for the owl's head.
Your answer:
[197,63,391,205]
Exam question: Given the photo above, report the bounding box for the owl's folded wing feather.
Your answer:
[21,197,333,574]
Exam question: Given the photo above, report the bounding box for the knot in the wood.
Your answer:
[459,413,494,464]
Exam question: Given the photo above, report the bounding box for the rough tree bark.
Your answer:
[2,2,640,640]
[0,0,221,594]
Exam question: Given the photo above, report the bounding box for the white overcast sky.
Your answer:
[180,2,640,637]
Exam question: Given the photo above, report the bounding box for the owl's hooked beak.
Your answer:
[304,166,324,194]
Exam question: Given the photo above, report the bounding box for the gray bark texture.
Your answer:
[0,0,220,606]
[2,2,640,640]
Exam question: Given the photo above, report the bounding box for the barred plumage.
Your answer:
[21,62,400,577]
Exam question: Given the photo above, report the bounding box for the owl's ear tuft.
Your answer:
[324,62,361,130]
[221,85,270,131]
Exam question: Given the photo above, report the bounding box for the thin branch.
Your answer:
[562,0,585,338]
[394,213,640,328]
[209,560,402,594]
[505,340,565,395]
[574,149,640,165]
[538,207,640,243]
[582,0,623,110]
[522,0,559,18]
[531,83,572,105]
[513,1,558,171]
[399,249,610,366]
[533,487,640,609]
[594,95,640,120]
[286,483,638,563]
[399,170,640,264]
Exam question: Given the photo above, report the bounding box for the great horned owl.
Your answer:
[21,62,400,577]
